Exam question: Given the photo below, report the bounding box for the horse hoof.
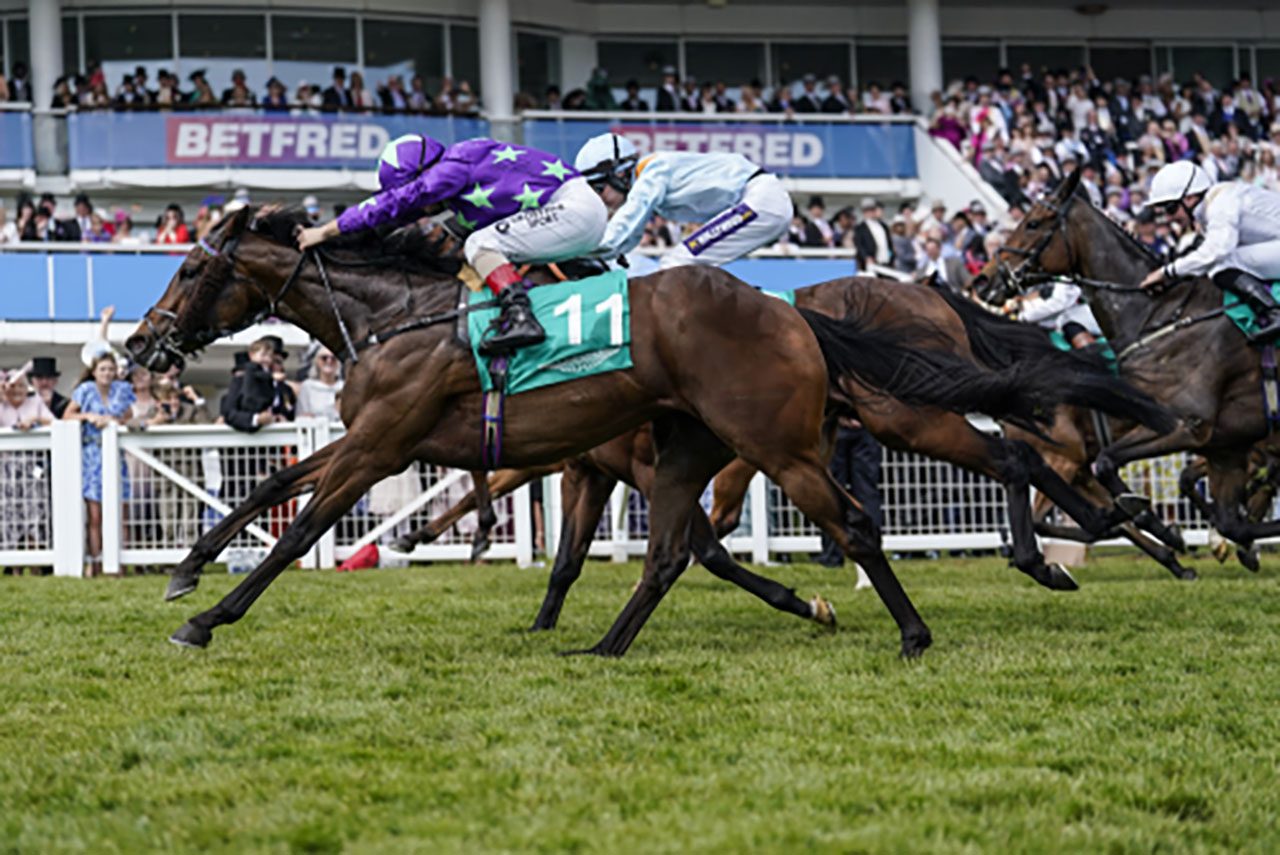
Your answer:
[168,621,212,649]
[164,574,199,602]
[899,629,933,659]
[469,536,492,563]
[1175,566,1199,581]
[385,537,415,554]
[1043,563,1080,591]
[1115,493,1152,517]
[1209,528,1231,563]
[1237,545,1261,573]
[809,596,837,627]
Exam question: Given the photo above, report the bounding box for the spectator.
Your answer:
[0,369,55,572]
[262,77,289,111]
[832,208,856,249]
[0,369,54,430]
[348,71,375,109]
[154,204,189,245]
[1255,146,1280,191]
[787,205,825,247]
[767,78,794,114]
[111,213,143,246]
[656,67,679,112]
[0,206,16,244]
[50,77,73,108]
[616,78,646,112]
[543,85,562,110]
[188,70,217,106]
[916,234,968,293]
[9,62,29,102]
[889,82,913,114]
[114,74,143,106]
[822,77,851,114]
[679,77,700,112]
[28,357,68,419]
[890,216,916,273]
[323,67,351,110]
[584,67,617,111]
[377,75,408,111]
[293,80,320,112]
[711,81,735,113]
[452,80,477,113]
[84,210,112,243]
[303,195,322,224]
[409,75,431,111]
[806,195,834,246]
[794,74,822,113]
[1132,208,1168,256]
[854,198,893,269]
[862,81,891,114]
[155,70,180,107]
[63,350,135,578]
[812,421,882,567]
[72,193,92,238]
[220,337,285,432]
[297,346,344,421]
[737,80,765,114]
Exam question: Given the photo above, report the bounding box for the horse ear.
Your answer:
[225,204,254,235]
[1056,165,1083,202]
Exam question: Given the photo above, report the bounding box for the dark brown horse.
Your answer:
[982,167,1280,557]
[129,206,1101,658]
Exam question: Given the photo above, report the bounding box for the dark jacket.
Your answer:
[655,86,678,112]
[794,92,823,113]
[220,364,277,432]
[853,220,894,269]
[322,85,351,110]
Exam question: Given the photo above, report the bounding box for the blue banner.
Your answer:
[0,110,33,169]
[67,112,490,170]
[523,118,916,179]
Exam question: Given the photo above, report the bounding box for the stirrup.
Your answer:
[1247,316,1280,343]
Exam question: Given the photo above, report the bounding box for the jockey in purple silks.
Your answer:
[297,133,607,355]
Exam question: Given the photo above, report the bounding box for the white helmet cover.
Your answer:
[1146,161,1212,208]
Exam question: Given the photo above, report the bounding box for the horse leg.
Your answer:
[169,442,406,648]
[164,442,336,602]
[392,466,555,553]
[529,459,617,631]
[709,458,758,539]
[566,413,734,657]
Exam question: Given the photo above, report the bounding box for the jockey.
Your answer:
[1015,277,1101,340]
[297,134,607,355]
[1140,160,1280,342]
[572,133,791,269]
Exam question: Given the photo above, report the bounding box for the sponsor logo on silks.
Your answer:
[541,347,623,374]
[684,203,757,257]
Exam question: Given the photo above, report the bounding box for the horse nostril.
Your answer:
[125,335,147,354]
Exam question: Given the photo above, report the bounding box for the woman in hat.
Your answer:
[0,369,55,571]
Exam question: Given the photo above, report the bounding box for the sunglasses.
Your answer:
[1158,201,1181,215]
[317,355,338,363]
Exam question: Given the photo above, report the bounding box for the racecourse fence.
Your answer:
[0,419,1249,576]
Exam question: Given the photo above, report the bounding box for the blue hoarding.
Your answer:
[0,110,34,169]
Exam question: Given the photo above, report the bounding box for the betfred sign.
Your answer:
[67,112,490,170]
[613,125,824,169]
[166,117,390,165]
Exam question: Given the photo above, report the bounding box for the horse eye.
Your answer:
[1025,219,1041,230]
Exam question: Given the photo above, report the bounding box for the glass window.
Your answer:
[595,40,676,88]
[178,14,268,94]
[1257,48,1280,86]
[62,16,79,76]
[771,43,850,89]
[1167,45,1235,90]
[684,41,765,88]
[7,19,28,78]
[1005,44,1085,78]
[271,15,357,97]
[1090,45,1152,86]
[942,43,999,88]
[450,24,480,96]
[83,14,172,92]
[855,42,907,93]
[363,18,444,98]
[517,32,559,100]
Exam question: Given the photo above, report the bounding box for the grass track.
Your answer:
[3,553,1280,854]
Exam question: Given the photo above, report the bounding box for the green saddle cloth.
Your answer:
[468,269,632,395]
[1223,283,1280,345]
[1048,329,1119,375]
[759,288,798,306]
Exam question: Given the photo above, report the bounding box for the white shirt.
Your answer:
[297,378,343,422]
[1019,280,1099,333]
[1168,182,1280,278]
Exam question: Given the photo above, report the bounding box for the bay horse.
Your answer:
[981,166,1280,557]
[127,206,1105,658]
[156,263,1179,633]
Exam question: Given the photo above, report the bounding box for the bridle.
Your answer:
[992,192,1078,297]
[140,218,361,368]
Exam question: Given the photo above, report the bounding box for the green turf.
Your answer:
[3,553,1280,855]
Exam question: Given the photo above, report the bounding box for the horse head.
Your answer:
[126,205,274,371]
[975,166,1084,305]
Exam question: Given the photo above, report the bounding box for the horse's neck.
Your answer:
[1073,213,1170,345]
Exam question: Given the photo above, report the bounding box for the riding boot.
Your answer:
[1214,268,1280,343]
[478,263,546,356]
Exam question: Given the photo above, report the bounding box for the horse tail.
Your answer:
[929,285,1178,433]
[797,308,1177,435]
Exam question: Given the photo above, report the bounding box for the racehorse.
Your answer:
[154,262,1179,633]
[981,166,1280,556]
[127,206,1107,658]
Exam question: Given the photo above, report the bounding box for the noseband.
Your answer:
[993,193,1077,296]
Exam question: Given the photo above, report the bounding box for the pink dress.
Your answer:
[0,395,54,428]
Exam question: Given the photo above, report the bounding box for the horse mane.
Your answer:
[1070,186,1162,264]
[252,206,463,277]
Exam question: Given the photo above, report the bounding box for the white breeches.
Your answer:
[657,173,792,270]
[464,177,607,268]
[1211,239,1280,280]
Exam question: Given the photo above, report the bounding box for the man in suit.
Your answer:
[679,77,700,112]
[322,67,351,111]
[221,338,285,432]
[821,76,851,114]
[853,198,894,271]
[794,74,823,113]
[620,79,648,111]
[28,357,69,419]
[655,66,679,112]
[916,236,968,294]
